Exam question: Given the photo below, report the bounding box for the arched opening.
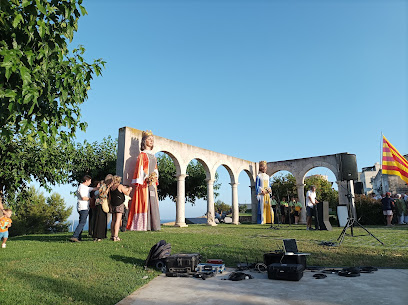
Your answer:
[303,166,339,216]
[155,151,181,224]
[269,170,296,224]
[183,158,212,223]
[213,164,233,223]
[237,169,253,224]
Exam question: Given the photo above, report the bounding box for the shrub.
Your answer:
[355,195,384,225]
[7,187,72,237]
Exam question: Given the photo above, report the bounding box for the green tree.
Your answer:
[156,154,221,205]
[0,134,73,207]
[0,0,105,145]
[305,175,339,210]
[270,173,297,201]
[8,186,72,236]
[69,136,117,186]
[214,200,231,214]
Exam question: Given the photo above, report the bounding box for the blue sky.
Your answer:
[47,0,407,220]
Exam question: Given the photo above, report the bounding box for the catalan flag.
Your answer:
[382,136,408,184]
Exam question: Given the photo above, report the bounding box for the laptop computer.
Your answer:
[283,239,310,256]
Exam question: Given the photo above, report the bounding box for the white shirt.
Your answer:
[306,190,316,208]
[77,183,91,211]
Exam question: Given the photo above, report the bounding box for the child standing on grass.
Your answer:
[0,209,12,248]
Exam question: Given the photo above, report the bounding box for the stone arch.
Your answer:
[298,161,339,184]
[156,150,184,176]
[237,166,256,185]
[268,167,296,179]
[213,161,236,184]
[186,157,212,180]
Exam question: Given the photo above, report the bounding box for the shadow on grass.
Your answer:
[111,255,145,266]
[10,270,120,305]
[11,234,73,242]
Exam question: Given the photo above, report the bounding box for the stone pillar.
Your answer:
[250,184,257,224]
[230,183,239,225]
[296,183,306,224]
[206,179,217,226]
[175,174,188,227]
[337,181,349,206]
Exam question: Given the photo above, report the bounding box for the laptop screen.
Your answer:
[283,239,298,253]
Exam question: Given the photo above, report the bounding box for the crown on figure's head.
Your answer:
[259,161,267,167]
[142,130,153,138]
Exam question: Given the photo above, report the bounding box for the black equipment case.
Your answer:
[267,263,304,281]
[264,252,307,270]
[165,253,201,276]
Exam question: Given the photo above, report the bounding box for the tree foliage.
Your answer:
[156,153,221,205]
[304,175,339,210]
[0,0,105,144]
[0,134,73,205]
[68,136,117,186]
[270,173,297,201]
[214,200,231,214]
[270,172,339,210]
[354,194,384,225]
[8,186,72,236]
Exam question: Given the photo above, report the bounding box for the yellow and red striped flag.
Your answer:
[382,136,408,184]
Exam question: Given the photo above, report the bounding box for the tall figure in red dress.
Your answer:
[126,130,161,231]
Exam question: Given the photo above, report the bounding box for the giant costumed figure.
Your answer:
[126,130,161,231]
[256,161,272,224]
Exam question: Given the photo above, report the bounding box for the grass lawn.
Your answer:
[1,224,407,305]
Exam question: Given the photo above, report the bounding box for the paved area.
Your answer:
[117,268,408,305]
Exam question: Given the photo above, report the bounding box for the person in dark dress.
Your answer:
[92,174,113,241]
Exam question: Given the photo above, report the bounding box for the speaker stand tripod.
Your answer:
[337,181,384,246]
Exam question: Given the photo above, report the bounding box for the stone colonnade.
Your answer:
[117,127,355,226]
[116,127,257,227]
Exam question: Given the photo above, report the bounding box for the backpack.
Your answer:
[145,240,171,270]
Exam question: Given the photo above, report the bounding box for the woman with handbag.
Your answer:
[92,174,113,241]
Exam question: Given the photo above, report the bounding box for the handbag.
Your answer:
[101,198,110,213]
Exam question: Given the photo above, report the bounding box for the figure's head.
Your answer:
[386,192,391,197]
[310,185,316,192]
[259,161,267,173]
[141,130,154,151]
[3,209,12,218]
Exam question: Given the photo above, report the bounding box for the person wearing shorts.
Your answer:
[306,186,318,230]
[381,192,394,226]
[0,209,12,248]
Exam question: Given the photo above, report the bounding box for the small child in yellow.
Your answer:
[0,209,12,248]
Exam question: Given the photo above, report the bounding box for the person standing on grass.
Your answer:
[0,209,12,248]
[394,194,407,225]
[293,197,302,224]
[270,195,278,225]
[381,192,394,227]
[109,175,128,241]
[306,185,319,230]
[280,197,289,224]
[120,185,133,232]
[70,175,94,242]
[93,175,114,241]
